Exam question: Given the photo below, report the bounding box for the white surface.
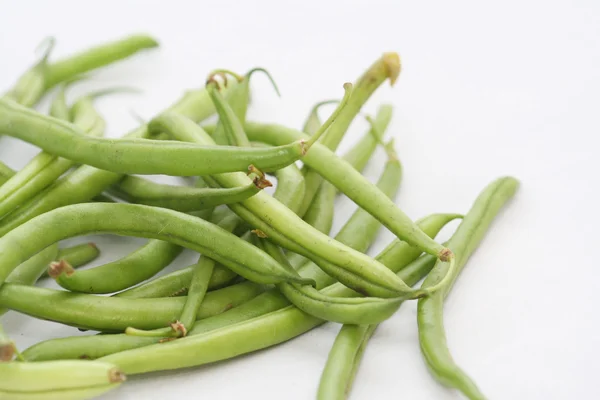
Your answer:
[1,0,599,398]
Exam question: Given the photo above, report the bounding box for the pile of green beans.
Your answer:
[0,35,519,400]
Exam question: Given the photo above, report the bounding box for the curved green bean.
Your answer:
[158,113,421,298]
[114,263,237,298]
[97,242,435,375]
[0,98,315,177]
[22,213,459,361]
[4,34,157,107]
[297,53,400,216]
[109,175,260,212]
[243,122,453,265]
[52,240,183,294]
[0,359,124,399]
[0,82,233,237]
[0,90,107,219]
[125,211,242,337]
[418,177,518,400]
[55,242,100,269]
[0,203,312,286]
[0,281,263,332]
[0,244,60,316]
[302,100,339,135]
[210,68,279,146]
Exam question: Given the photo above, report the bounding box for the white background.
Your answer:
[1,0,599,398]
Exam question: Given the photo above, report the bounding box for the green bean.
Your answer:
[56,243,100,269]
[317,255,437,400]
[0,89,108,219]
[158,113,422,298]
[210,68,279,146]
[243,122,454,265]
[0,203,311,286]
[0,162,14,186]
[52,240,183,294]
[125,211,242,337]
[0,281,263,332]
[272,163,306,216]
[4,34,158,107]
[0,97,323,177]
[114,263,237,298]
[48,83,71,119]
[109,175,260,212]
[0,83,233,236]
[0,359,124,399]
[97,240,437,375]
[22,213,459,361]
[302,100,339,135]
[0,245,60,316]
[296,53,400,216]
[418,177,519,400]
[342,104,392,172]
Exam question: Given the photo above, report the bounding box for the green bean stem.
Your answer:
[418,177,519,400]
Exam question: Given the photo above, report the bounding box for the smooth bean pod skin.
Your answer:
[0,244,59,316]
[22,214,459,361]
[3,34,158,107]
[98,244,437,375]
[114,263,237,298]
[0,162,14,186]
[243,121,451,262]
[0,384,121,400]
[0,360,124,392]
[158,113,417,298]
[0,84,232,237]
[0,92,107,219]
[297,53,400,217]
[0,281,262,332]
[55,243,100,269]
[53,240,183,294]
[0,203,310,286]
[417,177,518,400]
[272,163,306,216]
[110,175,259,212]
[0,98,307,177]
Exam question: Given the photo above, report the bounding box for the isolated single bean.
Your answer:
[52,240,183,294]
[0,83,234,236]
[110,175,260,212]
[0,203,312,286]
[0,281,263,332]
[418,177,519,400]
[4,34,157,107]
[23,213,459,361]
